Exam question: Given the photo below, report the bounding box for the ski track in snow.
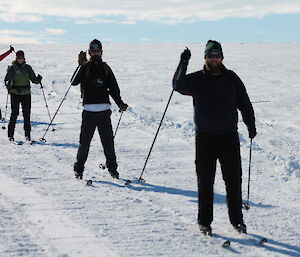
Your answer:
[0,43,299,257]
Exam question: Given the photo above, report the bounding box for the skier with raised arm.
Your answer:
[72,39,128,180]
[173,40,256,235]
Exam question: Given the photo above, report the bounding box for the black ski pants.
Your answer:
[8,93,31,138]
[196,131,243,227]
[75,110,117,173]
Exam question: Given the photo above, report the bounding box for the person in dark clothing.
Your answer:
[173,40,256,235]
[4,50,42,141]
[72,39,128,180]
[1,46,14,120]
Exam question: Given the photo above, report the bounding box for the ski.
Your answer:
[235,232,267,246]
[201,233,231,248]
[10,139,36,145]
[24,140,36,145]
[75,177,94,186]
[11,140,23,145]
[124,177,145,186]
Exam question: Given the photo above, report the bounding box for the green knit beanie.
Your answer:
[204,40,223,58]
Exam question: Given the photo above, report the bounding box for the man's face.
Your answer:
[16,57,25,65]
[89,49,102,59]
[205,51,223,69]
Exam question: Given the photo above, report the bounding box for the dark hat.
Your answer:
[16,50,25,58]
[204,40,223,58]
[89,39,102,51]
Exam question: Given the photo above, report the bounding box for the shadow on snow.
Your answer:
[216,233,300,257]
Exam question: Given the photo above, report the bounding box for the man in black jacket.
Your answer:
[173,40,256,235]
[72,39,128,179]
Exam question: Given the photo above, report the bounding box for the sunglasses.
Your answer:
[90,49,101,53]
[16,57,24,59]
[206,53,222,59]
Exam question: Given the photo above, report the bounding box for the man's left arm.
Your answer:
[27,65,42,84]
[106,65,128,111]
[234,73,257,139]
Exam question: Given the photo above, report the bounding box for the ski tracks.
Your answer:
[0,173,118,257]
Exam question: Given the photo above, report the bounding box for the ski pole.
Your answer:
[136,89,175,183]
[99,110,124,170]
[243,138,253,210]
[40,82,55,131]
[251,100,270,104]
[1,92,9,129]
[113,111,124,139]
[39,65,81,142]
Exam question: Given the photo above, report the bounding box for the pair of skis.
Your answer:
[11,139,35,145]
[203,229,267,249]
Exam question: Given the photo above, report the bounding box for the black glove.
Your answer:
[5,81,11,93]
[248,127,257,139]
[78,51,88,65]
[180,47,191,63]
[37,74,42,83]
[10,45,14,52]
[119,103,128,112]
[6,85,11,94]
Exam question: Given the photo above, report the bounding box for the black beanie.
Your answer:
[16,50,25,58]
[89,39,102,51]
[204,40,223,58]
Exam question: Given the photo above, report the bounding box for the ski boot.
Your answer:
[8,136,14,142]
[199,224,212,236]
[73,163,84,180]
[74,170,83,180]
[233,223,247,234]
[108,170,119,179]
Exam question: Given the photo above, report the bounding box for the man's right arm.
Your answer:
[4,66,13,92]
[71,65,85,86]
[172,48,195,96]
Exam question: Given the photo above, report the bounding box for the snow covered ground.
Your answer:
[0,43,299,256]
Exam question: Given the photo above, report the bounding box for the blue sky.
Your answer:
[0,0,300,44]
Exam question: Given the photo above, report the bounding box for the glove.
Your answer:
[78,51,88,65]
[10,45,14,53]
[119,103,128,112]
[180,47,191,63]
[248,127,257,139]
[37,74,42,83]
[5,81,11,93]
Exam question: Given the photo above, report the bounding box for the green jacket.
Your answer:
[4,61,40,95]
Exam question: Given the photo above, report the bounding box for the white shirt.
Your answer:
[83,103,111,112]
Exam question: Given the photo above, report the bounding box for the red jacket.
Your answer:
[0,49,12,61]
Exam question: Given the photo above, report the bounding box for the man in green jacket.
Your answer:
[4,50,42,141]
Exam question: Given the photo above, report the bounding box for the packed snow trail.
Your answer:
[0,43,299,257]
[0,173,118,257]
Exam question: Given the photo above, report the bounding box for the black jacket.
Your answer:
[72,60,124,107]
[173,61,256,134]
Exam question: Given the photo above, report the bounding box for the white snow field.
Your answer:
[0,43,299,257]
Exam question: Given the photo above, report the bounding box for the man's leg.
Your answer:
[97,110,118,177]
[21,94,31,138]
[196,132,217,228]
[74,111,97,177]
[8,94,21,139]
[218,132,244,227]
